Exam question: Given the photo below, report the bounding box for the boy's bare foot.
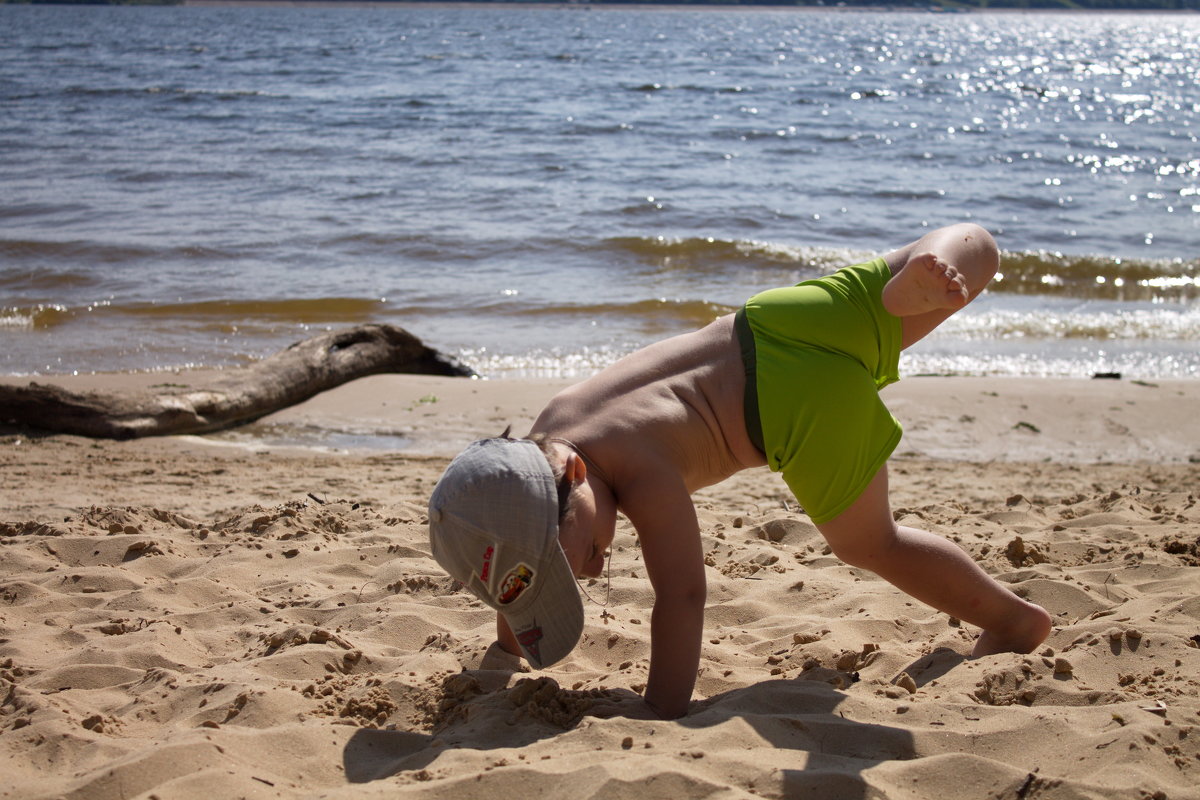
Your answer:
[971,602,1053,657]
[882,251,971,317]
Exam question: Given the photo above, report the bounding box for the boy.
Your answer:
[428,223,1053,720]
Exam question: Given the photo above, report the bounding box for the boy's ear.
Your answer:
[563,451,588,485]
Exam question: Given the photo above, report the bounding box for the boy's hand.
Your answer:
[476,640,522,671]
[618,473,707,722]
[496,613,522,658]
[585,689,670,721]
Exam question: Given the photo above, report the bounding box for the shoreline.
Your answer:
[3,370,1199,463]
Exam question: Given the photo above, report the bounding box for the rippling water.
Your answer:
[1,4,1197,379]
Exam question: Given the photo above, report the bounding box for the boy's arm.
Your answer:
[621,476,707,719]
[496,613,521,656]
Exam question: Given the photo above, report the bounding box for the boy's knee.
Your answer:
[967,220,997,248]
[822,523,900,570]
[827,540,880,570]
[952,223,1000,295]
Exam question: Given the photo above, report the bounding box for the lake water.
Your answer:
[2,4,1198,379]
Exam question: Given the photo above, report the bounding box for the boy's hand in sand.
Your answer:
[476,639,522,671]
[586,689,669,721]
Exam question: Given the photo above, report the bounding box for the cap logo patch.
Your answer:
[480,545,494,581]
[497,563,534,605]
[516,624,543,663]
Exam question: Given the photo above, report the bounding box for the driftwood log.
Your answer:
[0,324,474,439]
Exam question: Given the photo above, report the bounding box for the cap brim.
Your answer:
[499,543,584,669]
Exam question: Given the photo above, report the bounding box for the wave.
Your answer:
[0,237,239,265]
[0,304,71,330]
[0,238,156,263]
[940,306,1200,342]
[599,235,1200,302]
[0,297,386,331]
[484,296,1199,343]
[58,86,269,102]
[623,83,752,95]
[489,297,736,327]
[116,297,387,321]
[602,235,874,275]
[0,202,93,222]
[996,250,1200,302]
[0,268,98,292]
[110,168,258,185]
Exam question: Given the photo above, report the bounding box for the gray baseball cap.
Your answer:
[428,437,584,669]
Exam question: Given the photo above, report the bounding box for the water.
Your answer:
[1,4,1197,380]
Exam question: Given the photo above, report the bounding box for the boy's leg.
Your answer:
[815,465,1052,656]
[882,223,1001,350]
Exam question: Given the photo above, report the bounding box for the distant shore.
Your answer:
[177,1,927,10]
[176,1,1199,12]
[6,0,1191,13]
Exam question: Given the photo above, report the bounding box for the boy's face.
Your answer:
[557,473,616,579]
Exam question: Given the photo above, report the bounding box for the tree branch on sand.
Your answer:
[0,324,474,439]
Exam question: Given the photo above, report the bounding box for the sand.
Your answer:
[2,373,1199,799]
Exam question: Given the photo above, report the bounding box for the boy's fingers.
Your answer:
[585,696,660,721]
[584,699,623,719]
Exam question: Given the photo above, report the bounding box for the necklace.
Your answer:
[548,437,612,486]
[550,437,613,607]
[575,553,612,608]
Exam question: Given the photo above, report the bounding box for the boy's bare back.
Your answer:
[530,314,766,496]
[527,314,777,718]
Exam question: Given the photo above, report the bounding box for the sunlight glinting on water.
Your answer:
[1,7,1197,378]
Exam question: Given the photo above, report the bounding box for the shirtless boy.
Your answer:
[428,223,1053,720]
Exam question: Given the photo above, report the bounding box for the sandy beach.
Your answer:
[2,372,1199,799]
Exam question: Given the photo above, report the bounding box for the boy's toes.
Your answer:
[884,251,973,316]
[914,252,939,271]
[943,266,968,300]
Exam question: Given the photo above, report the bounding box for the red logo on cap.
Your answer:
[516,625,543,662]
[481,545,494,581]
[497,564,533,605]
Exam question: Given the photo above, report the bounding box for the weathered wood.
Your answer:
[0,324,474,439]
